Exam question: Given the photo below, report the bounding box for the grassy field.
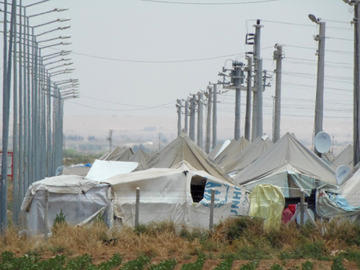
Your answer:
[1,217,360,269]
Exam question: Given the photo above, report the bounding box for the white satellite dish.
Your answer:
[335,165,352,185]
[314,131,331,154]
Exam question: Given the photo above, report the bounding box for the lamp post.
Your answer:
[308,14,326,156]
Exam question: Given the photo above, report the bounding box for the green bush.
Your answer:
[239,261,258,270]
[331,257,346,270]
[301,261,313,270]
[120,255,150,270]
[279,241,329,260]
[270,264,283,270]
[213,256,234,270]
[148,259,177,270]
[181,254,205,270]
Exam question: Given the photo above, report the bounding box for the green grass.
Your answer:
[181,254,206,270]
[148,259,177,270]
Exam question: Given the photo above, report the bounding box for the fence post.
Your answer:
[300,190,305,226]
[209,189,215,231]
[44,190,48,239]
[135,187,140,227]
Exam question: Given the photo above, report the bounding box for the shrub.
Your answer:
[181,253,205,270]
[213,256,234,270]
[148,259,177,270]
[239,261,258,270]
[120,255,150,270]
[301,261,313,270]
[331,257,346,270]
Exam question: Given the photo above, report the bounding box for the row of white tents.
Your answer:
[21,132,360,235]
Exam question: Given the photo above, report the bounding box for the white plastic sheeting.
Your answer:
[86,159,138,181]
[21,175,112,236]
[103,163,249,229]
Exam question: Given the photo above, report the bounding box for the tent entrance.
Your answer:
[190,176,207,203]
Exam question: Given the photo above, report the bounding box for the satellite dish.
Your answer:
[314,131,331,154]
[335,165,351,185]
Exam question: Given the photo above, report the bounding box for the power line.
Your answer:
[247,19,352,30]
[140,0,280,5]
[70,50,243,64]
[67,100,173,112]
[285,45,353,54]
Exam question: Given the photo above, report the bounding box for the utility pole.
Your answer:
[176,99,182,136]
[212,84,218,149]
[273,45,283,143]
[245,56,252,141]
[1,0,17,231]
[254,20,263,139]
[272,45,283,143]
[309,14,326,156]
[107,129,113,152]
[184,100,189,135]
[189,95,196,141]
[232,61,244,141]
[205,86,212,154]
[197,92,204,149]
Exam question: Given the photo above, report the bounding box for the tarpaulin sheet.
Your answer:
[86,159,138,181]
[249,184,285,231]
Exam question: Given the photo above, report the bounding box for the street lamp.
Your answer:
[308,13,326,156]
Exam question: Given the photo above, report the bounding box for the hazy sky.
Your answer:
[1,0,356,143]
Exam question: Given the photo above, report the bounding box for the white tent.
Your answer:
[333,144,353,168]
[233,133,336,197]
[21,175,111,236]
[208,139,231,161]
[224,136,273,174]
[214,138,249,167]
[103,163,249,229]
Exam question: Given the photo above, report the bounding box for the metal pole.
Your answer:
[209,189,215,231]
[1,0,16,230]
[354,2,360,165]
[46,75,51,176]
[135,187,140,227]
[212,84,217,149]
[197,92,203,149]
[300,191,305,226]
[12,1,19,223]
[245,56,252,141]
[256,59,263,138]
[273,44,283,143]
[253,19,263,139]
[184,100,189,134]
[176,99,182,136]
[189,95,196,141]
[18,0,24,213]
[205,87,212,154]
[44,189,48,239]
[233,62,242,140]
[314,21,326,150]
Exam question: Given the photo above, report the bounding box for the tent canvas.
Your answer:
[333,144,353,168]
[208,139,231,161]
[223,136,273,174]
[86,159,139,181]
[21,175,111,236]
[145,134,232,183]
[233,133,336,197]
[129,149,151,170]
[103,163,249,229]
[102,146,135,161]
[214,138,249,167]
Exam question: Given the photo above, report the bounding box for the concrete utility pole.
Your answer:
[273,44,283,143]
[342,0,360,165]
[254,20,263,139]
[212,84,218,149]
[107,129,113,152]
[176,99,182,136]
[197,92,204,149]
[232,61,244,140]
[205,86,212,154]
[189,95,196,141]
[245,56,252,141]
[309,14,326,153]
[184,100,189,135]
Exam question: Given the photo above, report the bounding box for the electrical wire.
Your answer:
[247,19,352,30]
[67,100,174,112]
[70,50,242,64]
[140,0,280,5]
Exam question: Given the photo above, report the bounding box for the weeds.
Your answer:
[239,261,258,270]
[301,261,313,270]
[148,259,177,270]
[181,253,205,270]
[331,257,346,270]
[213,255,234,270]
[120,255,150,270]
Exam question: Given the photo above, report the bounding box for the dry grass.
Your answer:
[0,217,360,266]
